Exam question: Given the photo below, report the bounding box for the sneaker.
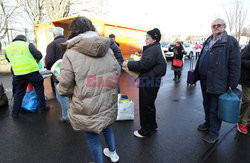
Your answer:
[103,148,119,162]
[202,134,219,144]
[237,123,248,134]
[197,122,209,131]
[153,127,159,132]
[133,130,145,138]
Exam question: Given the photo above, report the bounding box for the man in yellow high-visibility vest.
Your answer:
[5,35,49,118]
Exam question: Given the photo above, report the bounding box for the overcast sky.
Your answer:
[101,0,250,36]
[8,0,250,38]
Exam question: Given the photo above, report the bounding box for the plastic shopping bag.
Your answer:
[51,59,62,76]
[218,89,240,123]
[116,94,134,121]
[21,89,38,112]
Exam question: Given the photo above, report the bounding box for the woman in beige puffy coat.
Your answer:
[57,17,120,163]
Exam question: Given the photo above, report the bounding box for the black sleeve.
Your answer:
[180,53,184,60]
[28,43,42,62]
[180,50,186,59]
[127,48,156,72]
[5,54,10,62]
[45,42,57,70]
[228,37,241,89]
[241,44,250,69]
[110,43,124,66]
[115,41,120,47]
[5,54,14,74]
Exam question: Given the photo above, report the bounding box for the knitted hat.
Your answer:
[147,28,161,42]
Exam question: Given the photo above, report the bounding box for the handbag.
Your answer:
[172,59,183,67]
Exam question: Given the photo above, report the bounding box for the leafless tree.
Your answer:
[44,0,69,21]
[223,7,234,34]
[44,0,92,21]
[18,0,46,25]
[17,0,92,25]
[242,25,250,40]
[0,0,19,39]
[223,0,248,41]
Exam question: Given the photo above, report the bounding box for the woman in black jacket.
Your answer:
[123,28,166,137]
[170,41,186,82]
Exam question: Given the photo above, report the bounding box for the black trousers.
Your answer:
[174,70,182,78]
[12,71,45,115]
[195,52,200,59]
[138,79,161,136]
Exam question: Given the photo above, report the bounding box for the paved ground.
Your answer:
[0,59,249,163]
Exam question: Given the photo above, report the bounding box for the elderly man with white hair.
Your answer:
[45,27,69,122]
[192,18,241,143]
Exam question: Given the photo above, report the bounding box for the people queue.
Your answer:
[4,17,249,163]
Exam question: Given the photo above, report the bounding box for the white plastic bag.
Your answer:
[116,94,134,121]
[51,59,62,77]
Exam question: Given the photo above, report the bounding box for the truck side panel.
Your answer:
[103,24,146,59]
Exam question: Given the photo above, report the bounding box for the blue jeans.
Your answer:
[200,79,222,137]
[85,126,116,163]
[54,83,68,120]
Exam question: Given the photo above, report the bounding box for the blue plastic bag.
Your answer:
[218,89,240,123]
[21,90,38,112]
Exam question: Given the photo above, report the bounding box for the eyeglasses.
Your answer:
[212,24,223,28]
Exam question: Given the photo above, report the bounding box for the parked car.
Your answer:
[162,42,195,59]
[183,43,195,59]
[240,44,246,52]
[161,43,174,59]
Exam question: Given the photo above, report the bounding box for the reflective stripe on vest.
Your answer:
[6,41,39,75]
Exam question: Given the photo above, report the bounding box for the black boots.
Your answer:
[176,76,180,83]
[174,72,181,83]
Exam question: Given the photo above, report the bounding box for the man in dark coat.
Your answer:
[45,27,67,70]
[237,43,250,134]
[193,18,241,143]
[123,28,166,137]
[110,38,124,67]
[109,33,120,46]
[109,34,124,93]
[45,27,68,122]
